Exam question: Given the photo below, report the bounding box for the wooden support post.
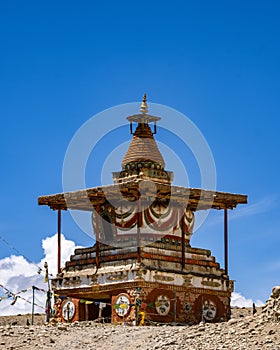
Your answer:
[224,208,228,276]
[57,208,61,275]
[174,290,177,323]
[31,286,35,325]
[95,240,99,268]
[181,206,185,269]
[95,209,100,268]
[137,198,141,263]
[85,303,89,321]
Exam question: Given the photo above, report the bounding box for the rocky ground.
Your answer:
[0,307,280,350]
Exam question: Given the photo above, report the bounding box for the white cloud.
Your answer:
[0,233,80,316]
[231,291,264,308]
[40,233,80,277]
[0,255,38,287]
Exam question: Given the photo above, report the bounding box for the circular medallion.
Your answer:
[61,299,75,321]
[202,299,217,321]
[185,302,191,313]
[115,294,130,317]
[155,295,170,316]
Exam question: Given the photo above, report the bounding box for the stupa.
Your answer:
[38,95,247,324]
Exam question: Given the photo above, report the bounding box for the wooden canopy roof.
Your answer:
[38,181,247,211]
[38,95,247,213]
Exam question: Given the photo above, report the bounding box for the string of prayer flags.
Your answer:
[0,283,46,309]
[14,286,47,296]
[0,234,43,274]
[10,296,18,306]
[17,295,45,310]
[75,298,111,306]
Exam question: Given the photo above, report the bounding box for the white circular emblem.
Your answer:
[155,295,170,316]
[61,300,75,321]
[115,294,130,317]
[202,299,217,321]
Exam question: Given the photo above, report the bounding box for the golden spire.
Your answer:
[140,93,148,115]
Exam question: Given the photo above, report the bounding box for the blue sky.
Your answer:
[0,0,280,304]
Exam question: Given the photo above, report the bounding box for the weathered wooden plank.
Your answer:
[38,183,247,211]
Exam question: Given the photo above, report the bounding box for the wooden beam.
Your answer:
[224,208,228,276]
[57,208,61,275]
[95,206,100,268]
[137,198,141,263]
[181,206,185,270]
[38,185,247,212]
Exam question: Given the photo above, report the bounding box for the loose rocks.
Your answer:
[262,285,280,322]
[0,307,279,350]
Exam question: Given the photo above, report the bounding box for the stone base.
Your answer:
[52,241,232,324]
[53,282,231,325]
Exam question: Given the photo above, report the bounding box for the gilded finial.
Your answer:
[140,93,148,114]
